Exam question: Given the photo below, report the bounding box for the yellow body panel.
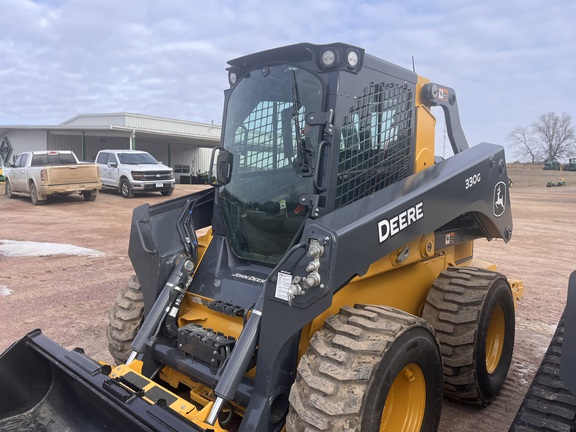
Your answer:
[414,76,436,174]
[178,293,245,340]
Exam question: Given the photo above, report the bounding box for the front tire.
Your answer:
[422,267,515,405]
[287,305,443,432]
[107,275,144,364]
[120,178,134,198]
[161,189,174,196]
[5,180,14,198]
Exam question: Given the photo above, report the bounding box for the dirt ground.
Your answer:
[1,165,575,431]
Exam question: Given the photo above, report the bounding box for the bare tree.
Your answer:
[532,112,575,161]
[507,126,541,163]
[506,112,575,163]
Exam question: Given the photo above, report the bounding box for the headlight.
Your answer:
[321,49,336,68]
[346,50,359,69]
[132,171,144,179]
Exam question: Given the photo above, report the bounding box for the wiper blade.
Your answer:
[291,69,313,176]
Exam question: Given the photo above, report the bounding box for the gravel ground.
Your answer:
[1,165,575,431]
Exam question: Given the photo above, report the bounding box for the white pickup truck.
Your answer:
[4,150,101,205]
[95,149,175,198]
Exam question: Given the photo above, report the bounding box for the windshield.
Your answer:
[118,153,159,164]
[219,64,324,264]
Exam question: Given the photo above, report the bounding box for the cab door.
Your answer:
[105,153,121,186]
[96,152,118,187]
[10,154,28,192]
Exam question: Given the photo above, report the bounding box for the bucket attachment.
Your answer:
[0,330,221,432]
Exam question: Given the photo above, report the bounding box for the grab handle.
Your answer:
[136,219,157,254]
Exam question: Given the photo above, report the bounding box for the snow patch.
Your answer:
[0,240,105,257]
[0,285,12,297]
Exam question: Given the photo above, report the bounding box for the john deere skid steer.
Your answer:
[0,43,523,431]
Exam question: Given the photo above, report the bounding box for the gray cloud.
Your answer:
[1,0,575,159]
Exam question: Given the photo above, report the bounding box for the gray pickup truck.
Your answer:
[4,150,101,205]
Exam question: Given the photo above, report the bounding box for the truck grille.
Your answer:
[335,82,414,209]
[133,171,173,181]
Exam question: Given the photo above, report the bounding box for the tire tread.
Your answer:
[107,275,144,364]
[287,305,434,431]
[509,315,576,432]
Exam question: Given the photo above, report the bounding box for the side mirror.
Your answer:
[108,162,118,168]
[210,147,233,186]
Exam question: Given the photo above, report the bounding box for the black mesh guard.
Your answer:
[335,82,414,208]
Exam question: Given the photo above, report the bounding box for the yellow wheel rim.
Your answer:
[486,303,505,373]
[380,363,426,431]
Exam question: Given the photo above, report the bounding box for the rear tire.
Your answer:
[30,182,46,205]
[422,267,515,405]
[287,305,443,432]
[82,190,98,201]
[120,178,134,198]
[5,180,14,198]
[107,275,145,364]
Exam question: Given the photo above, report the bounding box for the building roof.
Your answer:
[0,113,221,147]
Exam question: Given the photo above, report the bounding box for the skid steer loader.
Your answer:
[0,42,523,431]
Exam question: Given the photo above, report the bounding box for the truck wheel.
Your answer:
[120,178,134,198]
[30,182,46,205]
[422,267,515,405]
[161,189,173,196]
[107,275,144,364]
[82,190,98,201]
[5,179,15,198]
[287,305,443,432]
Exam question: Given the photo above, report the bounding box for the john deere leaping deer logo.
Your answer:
[493,181,506,217]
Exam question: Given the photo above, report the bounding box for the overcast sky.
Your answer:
[2,0,575,159]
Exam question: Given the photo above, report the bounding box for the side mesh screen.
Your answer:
[335,82,414,209]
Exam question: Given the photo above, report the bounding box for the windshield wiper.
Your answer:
[291,69,313,176]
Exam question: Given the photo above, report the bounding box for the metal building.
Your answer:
[0,113,221,183]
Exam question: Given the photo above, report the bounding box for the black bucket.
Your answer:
[0,332,140,431]
[0,331,205,432]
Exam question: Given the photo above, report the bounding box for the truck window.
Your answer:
[55,154,76,165]
[14,154,23,167]
[117,152,158,164]
[31,153,77,166]
[107,153,118,165]
[19,154,28,167]
[96,152,109,164]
